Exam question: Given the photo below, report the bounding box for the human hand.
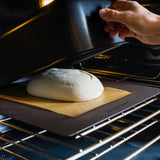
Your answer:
[99,0,160,45]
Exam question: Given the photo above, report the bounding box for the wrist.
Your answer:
[155,15,160,36]
[147,14,160,45]
[151,14,160,37]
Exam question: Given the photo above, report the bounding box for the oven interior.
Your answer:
[0,0,160,160]
[0,45,160,160]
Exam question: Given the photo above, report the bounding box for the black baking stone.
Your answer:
[0,79,159,137]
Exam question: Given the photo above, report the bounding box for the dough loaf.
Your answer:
[27,68,104,101]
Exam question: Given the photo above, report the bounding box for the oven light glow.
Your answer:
[0,16,40,39]
[39,0,55,8]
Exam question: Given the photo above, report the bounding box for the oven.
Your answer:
[0,0,160,160]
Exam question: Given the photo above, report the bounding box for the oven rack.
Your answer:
[83,68,160,88]
[0,97,159,160]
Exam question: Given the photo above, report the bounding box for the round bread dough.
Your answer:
[27,68,104,101]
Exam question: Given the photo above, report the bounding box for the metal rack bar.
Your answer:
[124,135,160,160]
[0,120,81,152]
[1,130,47,149]
[76,98,156,139]
[0,136,57,160]
[0,147,29,160]
[83,68,160,81]
[2,134,66,160]
[90,120,158,160]
[0,118,12,122]
[67,109,160,160]
[83,68,160,88]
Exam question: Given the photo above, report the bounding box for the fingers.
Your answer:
[99,8,125,23]
[99,0,140,24]
[110,30,119,38]
[99,0,140,39]
[104,23,131,39]
[109,26,122,38]
[104,25,111,33]
[118,28,129,39]
[104,24,119,38]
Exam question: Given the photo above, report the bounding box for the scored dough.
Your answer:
[27,68,104,101]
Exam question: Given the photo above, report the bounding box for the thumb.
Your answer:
[99,8,125,24]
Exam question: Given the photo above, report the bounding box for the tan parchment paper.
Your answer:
[0,85,131,117]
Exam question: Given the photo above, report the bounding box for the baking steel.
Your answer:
[0,79,159,137]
